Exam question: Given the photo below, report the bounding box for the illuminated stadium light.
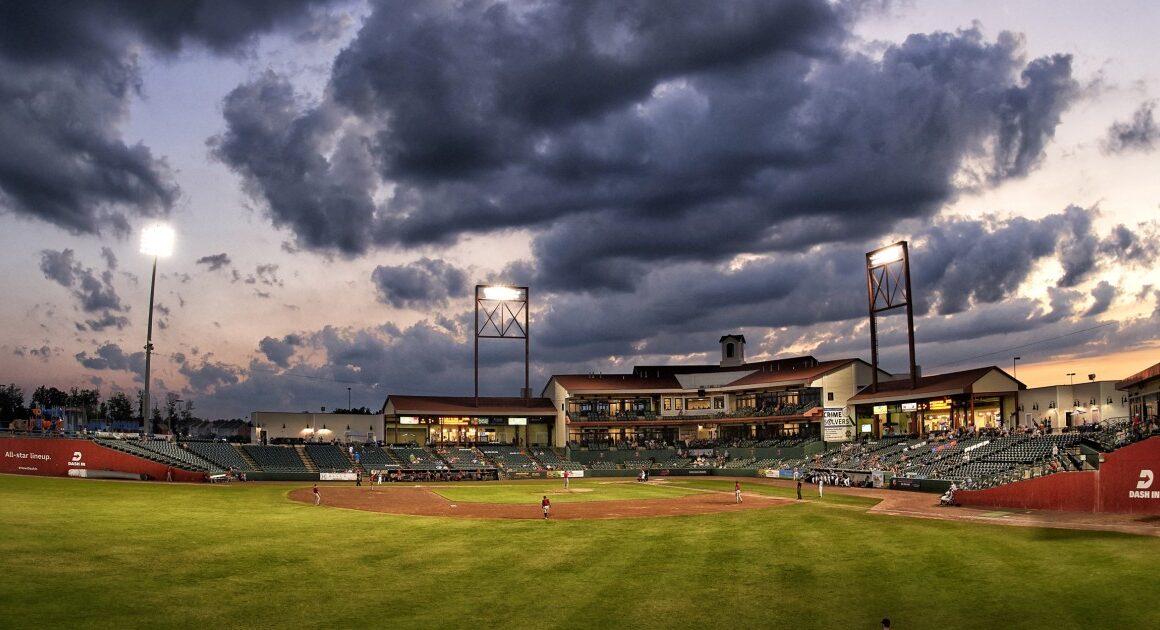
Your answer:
[481,285,525,300]
[868,243,904,267]
[139,224,176,258]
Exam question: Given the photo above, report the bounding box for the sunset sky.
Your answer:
[1,0,1157,420]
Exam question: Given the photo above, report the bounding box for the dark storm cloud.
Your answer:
[85,313,131,332]
[1084,281,1117,317]
[100,247,118,270]
[533,206,1133,359]
[13,345,54,361]
[0,1,338,65]
[371,258,469,309]
[0,0,339,233]
[215,4,1077,289]
[0,57,177,234]
[74,342,143,372]
[196,253,232,271]
[1103,101,1157,154]
[38,249,126,313]
[258,334,302,368]
[178,357,242,391]
[1100,222,1160,265]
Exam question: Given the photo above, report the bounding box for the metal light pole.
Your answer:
[866,242,918,392]
[1012,357,1021,428]
[347,387,352,411]
[140,225,175,436]
[474,285,530,404]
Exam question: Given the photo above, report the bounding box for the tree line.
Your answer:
[0,383,196,434]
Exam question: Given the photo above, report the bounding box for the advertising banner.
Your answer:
[823,408,854,442]
[1,437,204,481]
[1097,436,1160,514]
[319,471,358,481]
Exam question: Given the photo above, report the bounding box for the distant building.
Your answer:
[1116,361,1160,424]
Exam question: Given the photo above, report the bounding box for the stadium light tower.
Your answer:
[140,224,175,435]
[866,241,918,392]
[475,284,530,405]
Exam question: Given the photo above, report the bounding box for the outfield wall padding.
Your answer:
[956,437,1160,514]
[1,437,205,482]
[956,471,1099,512]
[1093,437,1160,514]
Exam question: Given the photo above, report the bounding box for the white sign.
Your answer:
[823,408,853,442]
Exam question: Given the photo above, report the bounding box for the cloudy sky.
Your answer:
[1,0,1158,420]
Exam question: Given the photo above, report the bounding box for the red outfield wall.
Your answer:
[1096,436,1160,514]
[957,437,1160,514]
[0,437,204,482]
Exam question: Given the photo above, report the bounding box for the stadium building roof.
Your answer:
[848,366,1021,405]
[384,395,556,417]
[1115,360,1160,391]
[545,357,869,395]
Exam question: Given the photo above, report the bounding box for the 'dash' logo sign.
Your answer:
[67,451,86,468]
[1129,469,1156,499]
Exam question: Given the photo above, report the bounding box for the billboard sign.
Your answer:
[823,408,853,442]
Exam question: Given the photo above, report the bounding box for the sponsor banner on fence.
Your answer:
[547,469,585,479]
[319,472,358,481]
[652,469,710,476]
[890,477,922,490]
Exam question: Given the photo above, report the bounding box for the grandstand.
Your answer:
[304,444,353,472]
[185,441,256,471]
[390,445,444,470]
[480,445,540,473]
[138,440,222,472]
[357,445,402,471]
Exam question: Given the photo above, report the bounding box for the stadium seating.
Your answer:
[390,445,444,470]
[480,445,540,472]
[186,441,256,471]
[139,440,222,472]
[531,448,583,471]
[94,438,207,472]
[357,445,402,471]
[304,444,352,472]
[243,445,308,472]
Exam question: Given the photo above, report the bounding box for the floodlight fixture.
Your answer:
[481,285,525,301]
[140,224,175,258]
[868,244,904,267]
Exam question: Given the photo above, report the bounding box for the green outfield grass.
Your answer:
[2,474,1158,630]
[434,479,703,503]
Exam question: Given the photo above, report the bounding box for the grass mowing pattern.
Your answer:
[2,475,1158,629]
